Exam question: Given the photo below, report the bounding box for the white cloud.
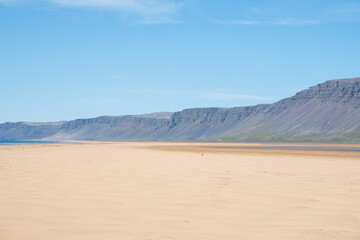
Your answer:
[215,1,360,26]
[214,20,262,25]
[329,2,360,14]
[215,19,321,26]
[274,19,321,25]
[49,0,182,15]
[0,0,183,24]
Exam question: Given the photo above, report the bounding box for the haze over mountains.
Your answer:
[1,77,360,142]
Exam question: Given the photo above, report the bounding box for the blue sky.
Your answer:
[1,0,359,122]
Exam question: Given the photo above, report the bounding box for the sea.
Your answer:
[0,140,60,146]
[212,146,360,152]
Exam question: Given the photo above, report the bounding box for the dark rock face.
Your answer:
[164,104,271,140]
[51,116,169,141]
[1,77,360,142]
[0,122,62,140]
[270,78,360,113]
[60,116,168,130]
[169,104,270,129]
[222,77,360,142]
[169,108,228,128]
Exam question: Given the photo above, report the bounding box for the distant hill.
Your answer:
[1,77,360,142]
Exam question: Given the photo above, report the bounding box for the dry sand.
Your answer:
[0,142,360,240]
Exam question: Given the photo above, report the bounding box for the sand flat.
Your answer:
[0,142,360,240]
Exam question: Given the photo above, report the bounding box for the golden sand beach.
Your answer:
[0,142,360,240]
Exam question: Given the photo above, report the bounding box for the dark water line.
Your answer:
[210,146,360,152]
[0,140,60,146]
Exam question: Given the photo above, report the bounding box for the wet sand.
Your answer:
[0,142,360,240]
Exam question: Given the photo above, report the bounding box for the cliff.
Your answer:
[1,77,359,142]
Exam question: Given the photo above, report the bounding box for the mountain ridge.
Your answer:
[1,77,360,142]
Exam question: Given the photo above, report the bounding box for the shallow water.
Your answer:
[0,140,60,146]
[212,146,360,152]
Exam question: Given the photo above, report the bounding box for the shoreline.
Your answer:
[1,142,360,239]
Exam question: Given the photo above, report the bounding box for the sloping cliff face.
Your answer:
[270,78,360,112]
[164,105,270,140]
[0,122,62,140]
[1,77,360,142]
[0,115,170,141]
[161,78,360,141]
[49,116,169,141]
[218,77,360,142]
